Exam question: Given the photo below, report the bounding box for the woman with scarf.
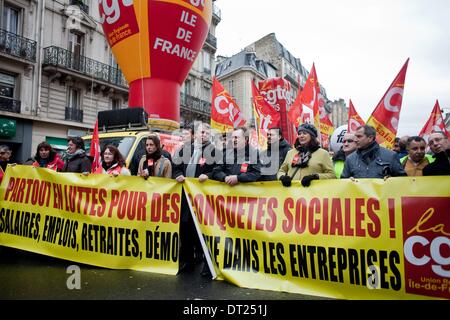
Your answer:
[138,134,172,178]
[277,124,336,187]
[32,142,64,171]
[101,145,131,176]
[62,137,92,173]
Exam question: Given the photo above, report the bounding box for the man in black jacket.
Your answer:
[172,122,218,275]
[423,132,450,176]
[259,127,291,181]
[212,126,261,185]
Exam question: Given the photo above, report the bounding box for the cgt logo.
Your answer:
[401,197,450,299]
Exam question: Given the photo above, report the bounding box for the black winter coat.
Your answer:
[62,151,92,173]
[423,149,450,176]
[172,142,219,179]
[212,146,261,183]
[259,138,292,181]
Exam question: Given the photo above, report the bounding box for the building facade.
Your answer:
[327,98,348,128]
[215,33,332,127]
[215,49,277,124]
[0,0,220,162]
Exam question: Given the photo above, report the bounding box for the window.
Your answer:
[68,88,80,109]
[228,80,234,97]
[108,50,119,69]
[185,80,191,95]
[3,4,20,34]
[66,88,82,121]
[112,98,121,110]
[203,51,211,73]
[69,31,84,55]
[0,72,16,98]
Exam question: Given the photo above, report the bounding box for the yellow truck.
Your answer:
[82,108,182,175]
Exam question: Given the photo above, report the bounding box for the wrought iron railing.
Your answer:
[43,46,128,88]
[205,33,217,49]
[70,0,89,14]
[180,93,211,115]
[0,28,37,63]
[0,96,21,113]
[65,107,83,122]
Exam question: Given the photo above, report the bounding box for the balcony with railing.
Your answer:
[65,107,83,122]
[0,96,21,113]
[0,29,37,63]
[180,93,211,116]
[70,0,89,14]
[43,46,128,89]
[204,33,217,50]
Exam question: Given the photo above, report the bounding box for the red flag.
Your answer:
[251,82,281,149]
[251,82,280,130]
[301,64,321,130]
[367,58,410,148]
[210,77,246,133]
[288,80,303,128]
[90,119,102,174]
[419,100,450,138]
[347,99,365,133]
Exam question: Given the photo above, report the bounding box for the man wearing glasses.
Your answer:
[333,132,358,178]
[423,132,450,176]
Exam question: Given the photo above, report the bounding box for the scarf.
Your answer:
[357,141,379,165]
[145,150,162,176]
[294,144,319,168]
[66,149,85,160]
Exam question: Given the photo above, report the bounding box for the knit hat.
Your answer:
[297,123,318,138]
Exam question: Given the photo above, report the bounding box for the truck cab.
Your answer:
[82,108,182,175]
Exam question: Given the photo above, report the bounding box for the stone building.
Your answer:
[0,0,220,162]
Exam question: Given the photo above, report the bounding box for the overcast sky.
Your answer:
[214,0,450,136]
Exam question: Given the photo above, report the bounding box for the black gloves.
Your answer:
[301,174,319,187]
[280,175,292,187]
[281,174,319,187]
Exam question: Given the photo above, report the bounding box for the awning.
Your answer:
[46,136,68,151]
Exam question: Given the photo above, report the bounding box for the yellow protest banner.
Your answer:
[184,177,450,300]
[0,165,182,275]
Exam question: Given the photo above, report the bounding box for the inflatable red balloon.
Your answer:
[98,0,212,130]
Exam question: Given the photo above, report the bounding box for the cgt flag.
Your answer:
[419,100,450,139]
[251,82,281,149]
[347,99,366,133]
[301,64,321,131]
[90,119,102,174]
[211,77,246,133]
[366,58,410,148]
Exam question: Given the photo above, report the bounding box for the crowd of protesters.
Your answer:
[1,122,449,278]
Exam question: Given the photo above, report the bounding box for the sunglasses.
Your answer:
[343,139,355,143]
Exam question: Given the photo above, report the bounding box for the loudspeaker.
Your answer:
[98,108,148,130]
